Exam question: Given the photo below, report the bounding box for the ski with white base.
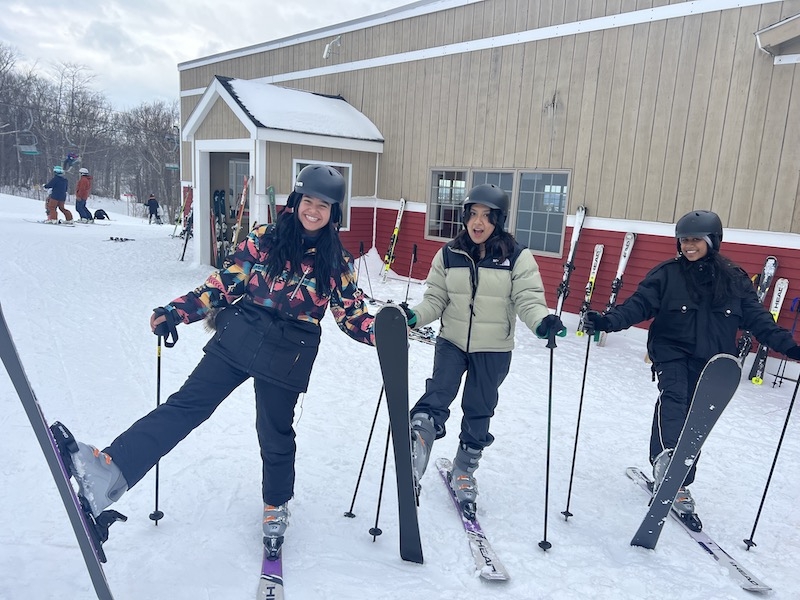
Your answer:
[554,205,587,317]
[435,458,509,581]
[626,467,770,593]
[737,256,778,364]
[597,232,636,346]
[24,218,75,226]
[575,243,604,336]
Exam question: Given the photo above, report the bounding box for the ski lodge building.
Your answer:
[177,0,800,332]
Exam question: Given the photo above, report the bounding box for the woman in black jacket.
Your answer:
[60,165,374,556]
[586,210,800,521]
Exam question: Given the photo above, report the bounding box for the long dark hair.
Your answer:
[681,251,749,305]
[451,210,516,263]
[263,209,345,298]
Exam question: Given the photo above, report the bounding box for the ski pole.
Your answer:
[743,373,799,551]
[404,244,418,304]
[344,386,385,518]
[562,332,593,520]
[539,322,559,551]
[149,336,165,525]
[772,298,799,387]
[369,425,392,541]
[358,241,376,303]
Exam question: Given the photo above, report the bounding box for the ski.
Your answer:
[267,185,277,224]
[408,326,436,346]
[749,277,789,385]
[231,175,253,249]
[374,304,424,564]
[0,303,126,599]
[771,297,800,387]
[626,467,770,592]
[737,256,778,365]
[597,232,636,346]
[554,206,587,316]
[631,354,741,549]
[435,458,509,581]
[575,244,604,336]
[24,218,75,226]
[381,198,406,283]
[256,547,284,600]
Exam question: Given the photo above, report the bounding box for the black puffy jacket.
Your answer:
[603,255,795,363]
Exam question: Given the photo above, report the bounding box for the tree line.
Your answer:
[0,42,182,222]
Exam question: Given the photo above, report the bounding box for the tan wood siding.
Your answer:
[195,101,248,140]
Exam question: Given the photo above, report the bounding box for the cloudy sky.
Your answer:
[2,0,410,109]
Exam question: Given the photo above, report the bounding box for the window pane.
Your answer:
[513,171,568,254]
[428,170,467,239]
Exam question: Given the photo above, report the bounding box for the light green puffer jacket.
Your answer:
[412,243,551,352]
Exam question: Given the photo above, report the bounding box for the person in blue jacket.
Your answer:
[58,165,374,556]
[43,165,73,224]
[585,210,800,524]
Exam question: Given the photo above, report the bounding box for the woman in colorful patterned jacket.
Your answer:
[62,165,374,555]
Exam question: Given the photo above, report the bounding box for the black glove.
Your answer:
[536,314,566,338]
[152,306,180,347]
[786,346,800,360]
[399,302,417,328]
[583,310,611,334]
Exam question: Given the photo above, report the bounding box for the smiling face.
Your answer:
[679,237,709,261]
[296,195,332,233]
[465,203,495,246]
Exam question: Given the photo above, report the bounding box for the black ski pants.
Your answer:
[650,357,706,486]
[105,352,300,506]
[411,337,511,450]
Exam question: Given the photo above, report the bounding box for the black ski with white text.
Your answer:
[627,467,770,592]
[374,304,424,563]
[0,303,126,600]
[737,256,778,364]
[435,458,509,581]
[631,353,741,549]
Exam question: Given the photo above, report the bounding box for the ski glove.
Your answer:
[583,310,611,334]
[786,346,800,360]
[536,314,566,338]
[152,306,180,347]
[399,302,417,328]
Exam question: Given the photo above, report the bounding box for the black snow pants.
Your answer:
[410,337,511,450]
[105,352,300,506]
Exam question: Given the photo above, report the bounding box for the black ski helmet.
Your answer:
[462,184,509,230]
[675,210,723,253]
[288,164,346,225]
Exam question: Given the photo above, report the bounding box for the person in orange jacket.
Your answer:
[75,168,94,222]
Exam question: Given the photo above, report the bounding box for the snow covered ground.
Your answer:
[1,192,798,600]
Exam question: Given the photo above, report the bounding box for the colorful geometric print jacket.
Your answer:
[167,224,375,347]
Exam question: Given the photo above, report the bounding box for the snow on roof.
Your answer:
[223,77,384,142]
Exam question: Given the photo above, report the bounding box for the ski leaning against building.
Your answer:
[48,164,376,595]
[399,183,562,523]
[584,210,800,526]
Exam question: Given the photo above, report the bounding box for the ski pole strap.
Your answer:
[153,306,180,348]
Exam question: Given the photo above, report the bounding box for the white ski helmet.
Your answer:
[79,167,89,175]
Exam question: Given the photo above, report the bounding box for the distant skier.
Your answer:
[146,194,162,224]
[75,168,94,222]
[56,165,375,557]
[43,165,73,224]
[584,210,800,524]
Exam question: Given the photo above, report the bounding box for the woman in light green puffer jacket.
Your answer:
[402,184,564,518]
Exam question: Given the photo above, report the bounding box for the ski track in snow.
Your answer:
[0,193,799,599]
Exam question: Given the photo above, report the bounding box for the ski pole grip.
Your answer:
[546,326,558,349]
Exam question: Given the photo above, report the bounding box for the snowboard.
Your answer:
[0,303,126,599]
[374,304,424,564]
[631,354,741,549]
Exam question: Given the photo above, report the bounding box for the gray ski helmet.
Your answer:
[675,210,723,253]
[462,184,509,230]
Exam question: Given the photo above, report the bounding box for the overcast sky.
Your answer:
[2,0,411,110]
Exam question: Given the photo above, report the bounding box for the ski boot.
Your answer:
[449,443,482,520]
[410,412,436,492]
[263,503,289,560]
[652,448,702,531]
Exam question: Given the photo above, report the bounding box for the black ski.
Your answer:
[631,354,741,549]
[737,256,778,364]
[374,304,424,564]
[554,205,587,317]
[0,303,126,599]
[627,467,770,592]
